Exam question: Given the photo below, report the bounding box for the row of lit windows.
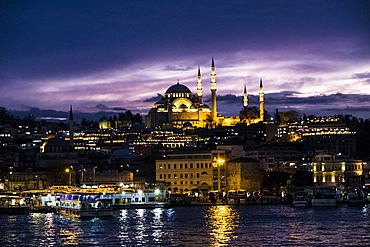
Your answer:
[168,181,201,185]
[314,164,361,171]
[159,172,207,180]
[314,175,344,183]
[159,163,211,169]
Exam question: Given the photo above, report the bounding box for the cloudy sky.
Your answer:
[1,1,370,121]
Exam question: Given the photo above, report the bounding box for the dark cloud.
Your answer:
[163,66,194,71]
[144,94,163,102]
[352,72,370,83]
[95,104,109,110]
[1,1,370,121]
[214,92,370,119]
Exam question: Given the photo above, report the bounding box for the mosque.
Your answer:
[145,58,264,129]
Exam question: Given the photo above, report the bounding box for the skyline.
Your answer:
[1,1,370,121]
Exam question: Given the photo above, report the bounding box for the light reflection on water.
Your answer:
[0,205,369,246]
[204,205,239,246]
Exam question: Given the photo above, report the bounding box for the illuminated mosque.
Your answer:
[145,58,264,129]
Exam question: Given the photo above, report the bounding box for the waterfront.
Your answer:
[1,205,369,246]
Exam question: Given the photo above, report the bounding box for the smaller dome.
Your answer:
[131,122,142,132]
[99,116,109,122]
[183,122,193,127]
[45,137,70,148]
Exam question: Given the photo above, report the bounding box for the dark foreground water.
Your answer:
[0,205,369,246]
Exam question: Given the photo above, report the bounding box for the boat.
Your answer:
[348,190,366,206]
[55,193,113,217]
[0,195,31,214]
[110,189,171,209]
[292,192,309,207]
[311,186,339,207]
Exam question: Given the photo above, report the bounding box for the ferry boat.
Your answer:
[55,193,113,217]
[311,186,339,207]
[0,195,31,214]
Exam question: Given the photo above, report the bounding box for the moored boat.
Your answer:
[348,190,366,206]
[292,192,310,207]
[55,193,113,217]
[311,186,339,207]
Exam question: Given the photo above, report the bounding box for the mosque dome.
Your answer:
[131,122,142,132]
[99,116,109,122]
[45,137,70,148]
[165,83,192,94]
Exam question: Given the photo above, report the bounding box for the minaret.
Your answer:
[259,78,264,122]
[69,105,74,149]
[243,84,248,108]
[211,57,217,122]
[197,67,202,103]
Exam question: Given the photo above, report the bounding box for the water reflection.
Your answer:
[204,206,239,246]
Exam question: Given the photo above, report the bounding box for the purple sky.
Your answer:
[1,1,370,121]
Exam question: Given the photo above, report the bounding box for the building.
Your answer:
[145,58,265,130]
[302,119,356,157]
[37,137,78,168]
[155,150,228,194]
[313,151,363,189]
[226,157,262,192]
[245,143,299,170]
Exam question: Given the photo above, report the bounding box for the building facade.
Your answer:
[155,150,228,194]
[313,152,363,189]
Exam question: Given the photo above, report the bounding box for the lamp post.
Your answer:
[217,159,224,193]
[93,166,97,186]
[9,167,13,191]
[65,168,71,187]
[65,166,73,187]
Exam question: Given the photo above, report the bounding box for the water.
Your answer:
[1,205,369,246]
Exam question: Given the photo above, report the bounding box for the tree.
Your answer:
[126,110,134,122]
[239,106,259,125]
[279,110,298,123]
[275,109,281,124]
[132,113,143,124]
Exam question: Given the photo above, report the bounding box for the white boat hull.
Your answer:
[311,198,337,207]
[292,201,308,207]
[58,208,113,217]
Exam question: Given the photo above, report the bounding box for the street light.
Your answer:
[217,159,225,193]
[65,166,73,187]
[65,168,71,187]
